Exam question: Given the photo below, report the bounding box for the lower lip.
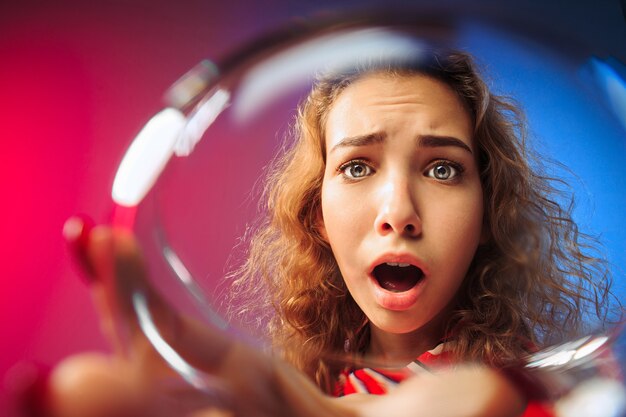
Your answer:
[369,275,425,311]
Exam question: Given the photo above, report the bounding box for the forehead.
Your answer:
[325,73,473,142]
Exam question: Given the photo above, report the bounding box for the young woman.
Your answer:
[46,49,615,417]
[226,49,615,413]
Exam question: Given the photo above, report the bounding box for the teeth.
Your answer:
[385,262,411,267]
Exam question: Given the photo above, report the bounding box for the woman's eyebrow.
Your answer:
[418,135,473,154]
[328,132,473,154]
[329,132,386,153]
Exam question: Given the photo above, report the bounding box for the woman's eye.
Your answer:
[426,162,461,180]
[339,161,373,179]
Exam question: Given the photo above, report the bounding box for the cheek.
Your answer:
[320,184,373,282]
[320,184,342,249]
[430,188,484,259]
[321,184,368,243]
[443,204,483,238]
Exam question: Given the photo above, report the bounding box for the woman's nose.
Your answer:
[374,179,421,238]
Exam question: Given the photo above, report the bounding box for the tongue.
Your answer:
[373,264,423,292]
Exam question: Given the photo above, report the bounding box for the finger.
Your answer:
[63,215,96,281]
[85,225,138,357]
[104,226,235,374]
[5,362,52,417]
[67,222,156,361]
[48,353,146,417]
[72,222,257,392]
[63,217,127,354]
[86,226,232,377]
[62,220,233,414]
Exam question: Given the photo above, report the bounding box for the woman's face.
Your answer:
[320,73,484,340]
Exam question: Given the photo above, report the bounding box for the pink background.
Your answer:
[1,0,624,413]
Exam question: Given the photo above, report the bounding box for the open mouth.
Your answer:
[373,262,424,293]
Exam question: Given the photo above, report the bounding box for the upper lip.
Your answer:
[368,253,429,276]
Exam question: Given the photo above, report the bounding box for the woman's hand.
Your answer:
[360,365,527,417]
[45,217,344,417]
[35,216,526,417]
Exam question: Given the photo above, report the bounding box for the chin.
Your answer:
[371,315,430,335]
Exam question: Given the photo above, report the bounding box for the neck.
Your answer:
[367,327,442,366]
[366,314,450,365]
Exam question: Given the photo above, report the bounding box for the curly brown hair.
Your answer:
[227,49,615,393]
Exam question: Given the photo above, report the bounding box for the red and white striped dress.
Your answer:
[334,342,554,417]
